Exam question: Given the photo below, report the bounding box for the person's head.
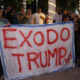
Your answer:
[7,6,12,11]
[64,9,68,15]
[62,15,70,22]
[68,9,72,15]
[27,8,32,14]
[9,8,15,15]
[20,6,25,14]
[3,6,12,14]
[6,6,12,12]
[0,7,3,18]
[56,8,62,14]
[38,8,42,13]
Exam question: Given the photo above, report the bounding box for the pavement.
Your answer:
[0,67,80,80]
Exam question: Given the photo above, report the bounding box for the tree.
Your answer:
[56,0,79,11]
[67,0,79,10]
[2,0,35,11]
[27,0,35,4]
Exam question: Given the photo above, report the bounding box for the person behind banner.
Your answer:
[17,6,27,24]
[62,9,72,22]
[3,5,12,19]
[17,6,33,24]
[33,8,45,24]
[53,8,62,23]
[25,8,34,24]
[0,7,10,25]
[7,8,17,24]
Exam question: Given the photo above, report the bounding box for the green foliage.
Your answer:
[56,0,79,11]
[27,0,34,4]
[15,0,35,10]
[16,0,23,11]
[67,0,79,10]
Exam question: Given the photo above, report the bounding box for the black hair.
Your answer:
[27,8,31,10]
[38,7,41,9]
[20,6,25,9]
[8,8,15,15]
[0,6,2,10]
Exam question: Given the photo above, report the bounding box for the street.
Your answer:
[0,67,80,80]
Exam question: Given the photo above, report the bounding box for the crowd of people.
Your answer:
[0,5,80,27]
[54,8,80,67]
[0,5,80,78]
[0,5,47,25]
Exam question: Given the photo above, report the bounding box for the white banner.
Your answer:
[0,22,75,80]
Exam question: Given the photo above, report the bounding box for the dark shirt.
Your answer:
[8,15,17,24]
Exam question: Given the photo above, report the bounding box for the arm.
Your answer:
[17,15,25,21]
[40,16,45,20]
[40,13,45,20]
